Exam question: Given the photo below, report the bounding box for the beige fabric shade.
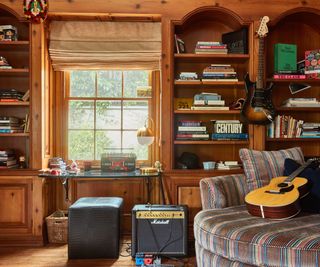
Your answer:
[49,21,162,70]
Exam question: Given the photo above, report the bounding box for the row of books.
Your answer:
[0,116,28,133]
[176,120,247,140]
[0,89,29,102]
[195,41,227,54]
[267,116,320,138]
[0,149,18,169]
[192,92,229,111]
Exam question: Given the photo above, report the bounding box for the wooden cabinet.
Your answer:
[0,8,31,167]
[0,175,44,246]
[264,8,320,157]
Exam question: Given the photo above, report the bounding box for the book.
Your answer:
[305,49,320,74]
[211,133,248,139]
[273,74,306,79]
[177,126,206,132]
[274,43,297,72]
[193,100,225,106]
[176,133,209,139]
[202,78,239,82]
[190,106,229,110]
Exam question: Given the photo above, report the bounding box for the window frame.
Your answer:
[62,70,157,168]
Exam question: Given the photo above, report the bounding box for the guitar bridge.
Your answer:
[265,190,285,194]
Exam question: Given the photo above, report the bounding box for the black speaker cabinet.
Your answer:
[131,204,188,257]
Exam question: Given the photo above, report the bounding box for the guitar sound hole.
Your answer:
[278,183,289,188]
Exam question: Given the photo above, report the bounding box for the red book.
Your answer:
[273,74,306,79]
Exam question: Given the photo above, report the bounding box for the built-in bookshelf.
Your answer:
[0,8,31,169]
[265,9,320,156]
[169,7,253,172]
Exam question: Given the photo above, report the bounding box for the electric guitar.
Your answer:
[245,158,319,220]
[241,16,275,125]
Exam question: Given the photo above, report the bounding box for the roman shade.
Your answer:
[49,21,162,70]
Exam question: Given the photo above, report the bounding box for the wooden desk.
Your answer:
[39,170,166,204]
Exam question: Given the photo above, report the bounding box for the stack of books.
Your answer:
[0,89,24,102]
[216,161,242,170]
[176,120,209,140]
[177,72,199,81]
[191,92,229,111]
[0,116,23,133]
[301,122,320,138]
[282,98,320,107]
[267,115,303,138]
[0,56,12,69]
[0,149,18,169]
[201,64,238,82]
[195,41,227,54]
[211,120,248,140]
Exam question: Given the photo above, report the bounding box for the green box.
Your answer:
[274,43,297,73]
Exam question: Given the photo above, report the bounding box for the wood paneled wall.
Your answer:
[1,0,320,21]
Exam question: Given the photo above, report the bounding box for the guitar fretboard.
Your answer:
[257,37,264,89]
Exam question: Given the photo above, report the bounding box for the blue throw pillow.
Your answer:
[284,158,320,213]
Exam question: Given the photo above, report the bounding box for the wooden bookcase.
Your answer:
[169,7,254,173]
[0,8,31,168]
[162,7,254,234]
[264,8,320,156]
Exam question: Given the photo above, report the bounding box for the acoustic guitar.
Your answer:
[241,16,275,125]
[245,159,318,220]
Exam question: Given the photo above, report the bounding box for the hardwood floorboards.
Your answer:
[0,238,196,267]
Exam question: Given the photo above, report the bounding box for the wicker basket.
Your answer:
[46,210,68,244]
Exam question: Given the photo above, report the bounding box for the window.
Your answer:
[65,70,154,164]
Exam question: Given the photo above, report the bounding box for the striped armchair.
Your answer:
[194,174,320,267]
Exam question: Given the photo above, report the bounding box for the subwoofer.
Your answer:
[131,204,188,257]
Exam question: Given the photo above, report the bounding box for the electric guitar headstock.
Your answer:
[257,16,270,38]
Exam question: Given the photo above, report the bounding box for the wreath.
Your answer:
[23,0,48,23]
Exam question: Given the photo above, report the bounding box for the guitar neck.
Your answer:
[285,161,312,183]
[257,37,264,89]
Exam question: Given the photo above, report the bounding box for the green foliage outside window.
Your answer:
[68,70,151,161]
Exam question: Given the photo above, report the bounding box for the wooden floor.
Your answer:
[0,239,197,267]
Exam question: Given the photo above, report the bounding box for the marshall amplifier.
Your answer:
[131,205,188,257]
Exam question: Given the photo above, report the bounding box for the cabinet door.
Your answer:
[165,174,202,239]
[0,177,33,236]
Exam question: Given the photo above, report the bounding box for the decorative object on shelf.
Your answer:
[137,117,155,145]
[0,56,12,69]
[222,27,248,54]
[0,25,18,41]
[23,0,48,23]
[203,161,216,170]
[19,156,26,169]
[177,152,199,169]
[229,98,245,110]
[241,16,275,125]
[174,34,186,53]
[289,83,311,94]
[101,149,136,172]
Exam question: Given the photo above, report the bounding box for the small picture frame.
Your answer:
[175,34,186,54]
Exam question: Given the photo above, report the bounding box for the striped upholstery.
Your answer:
[195,241,255,267]
[200,174,249,210]
[239,147,304,191]
[194,206,320,267]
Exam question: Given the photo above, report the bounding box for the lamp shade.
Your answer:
[137,126,155,145]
